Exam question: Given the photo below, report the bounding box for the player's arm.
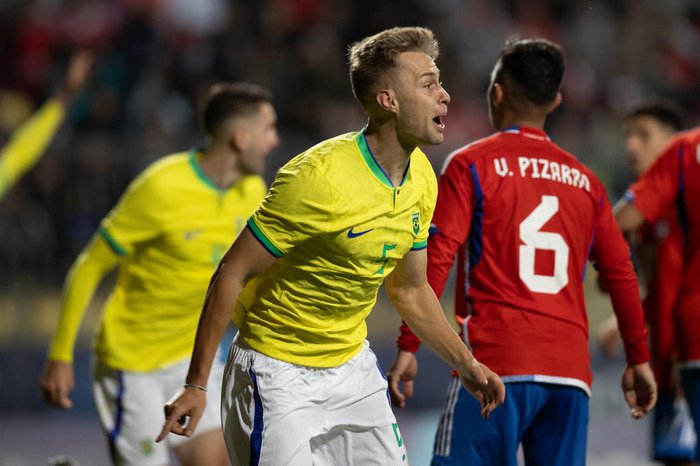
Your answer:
[593,197,656,419]
[40,233,119,409]
[392,154,472,406]
[385,248,505,418]
[615,139,682,235]
[0,51,92,198]
[157,228,277,441]
[613,197,645,234]
[390,230,464,407]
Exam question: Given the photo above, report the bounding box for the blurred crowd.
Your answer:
[1,0,699,286]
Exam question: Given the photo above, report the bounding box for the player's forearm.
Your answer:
[389,282,474,375]
[49,235,118,362]
[185,262,245,386]
[614,200,646,235]
[602,264,650,365]
[0,100,64,183]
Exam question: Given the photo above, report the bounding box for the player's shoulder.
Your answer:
[280,131,359,176]
[676,126,700,144]
[440,132,503,174]
[140,151,190,179]
[410,148,435,176]
[128,151,191,193]
[667,128,700,157]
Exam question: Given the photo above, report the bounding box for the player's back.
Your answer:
[441,125,615,390]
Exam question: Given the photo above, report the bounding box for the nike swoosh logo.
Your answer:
[347,227,374,238]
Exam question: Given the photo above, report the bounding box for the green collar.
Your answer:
[188,149,226,193]
[355,131,410,188]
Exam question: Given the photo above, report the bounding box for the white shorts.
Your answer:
[221,335,408,466]
[92,355,224,466]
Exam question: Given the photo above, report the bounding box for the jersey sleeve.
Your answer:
[397,154,473,352]
[426,155,474,298]
[627,140,682,224]
[48,234,120,362]
[591,194,650,366]
[99,168,166,256]
[247,161,332,257]
[0,99,65,198]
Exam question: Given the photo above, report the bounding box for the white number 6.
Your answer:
[519,195,569,294]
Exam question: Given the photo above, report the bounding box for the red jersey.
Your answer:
[628,127,700,364]
[398,126,649,394]
[631,211,683,391]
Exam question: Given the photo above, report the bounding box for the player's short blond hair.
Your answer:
[348,27,439,110]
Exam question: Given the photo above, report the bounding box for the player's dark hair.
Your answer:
[626,100,684,132]
[494,38,565,107]
[202,82,272,138]
[348,27,439,109]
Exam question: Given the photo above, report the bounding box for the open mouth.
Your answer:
[433,116,445,130]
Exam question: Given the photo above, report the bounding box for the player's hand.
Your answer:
[458,358,506,419]
[56,50,94,104]
[156,386,206,442]
[387,350,418,408]
[40,360,75,409]
[621,362,657,419]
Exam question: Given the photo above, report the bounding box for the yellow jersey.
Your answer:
[237,130,437,367]
[83,150,264,371]
[0,100,64,199]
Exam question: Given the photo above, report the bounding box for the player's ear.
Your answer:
[376,89,398,114]
[491,82,505,106]
[229,119,251,152]
[547,92,562,114]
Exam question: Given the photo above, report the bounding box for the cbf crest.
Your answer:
[412,212,420,235]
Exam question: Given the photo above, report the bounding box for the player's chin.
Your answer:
[427,132,445,145]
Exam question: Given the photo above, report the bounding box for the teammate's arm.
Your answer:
[613,200,646,234]
[615,139,681,235]
[0,51,92,199]
[157,227,277,441]
[40,234,119,409]
[385,248,505,418]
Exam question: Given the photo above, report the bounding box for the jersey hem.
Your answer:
[243,336,364,368]
[679,360,700,370]
[501,374,591,397]
[95,351,191,372]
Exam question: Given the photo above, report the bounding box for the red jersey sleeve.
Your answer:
[592,195,650,366]
[396,153,474,352]
[629,141,681,224]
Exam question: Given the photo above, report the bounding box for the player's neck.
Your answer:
[364,123,413,186]
[199,144,243,189]
[497,109,547,132]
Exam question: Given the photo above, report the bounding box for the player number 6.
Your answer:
[519,195,569,294]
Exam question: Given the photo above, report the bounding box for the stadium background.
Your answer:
[1,0,699,464]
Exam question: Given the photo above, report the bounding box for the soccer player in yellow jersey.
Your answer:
[158,27,506,466]
[40,82,280,466]
[0,51,92,200]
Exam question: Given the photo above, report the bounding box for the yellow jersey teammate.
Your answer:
[0,51,92,200]
[41,82,280,466]
[158,27,505,466]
